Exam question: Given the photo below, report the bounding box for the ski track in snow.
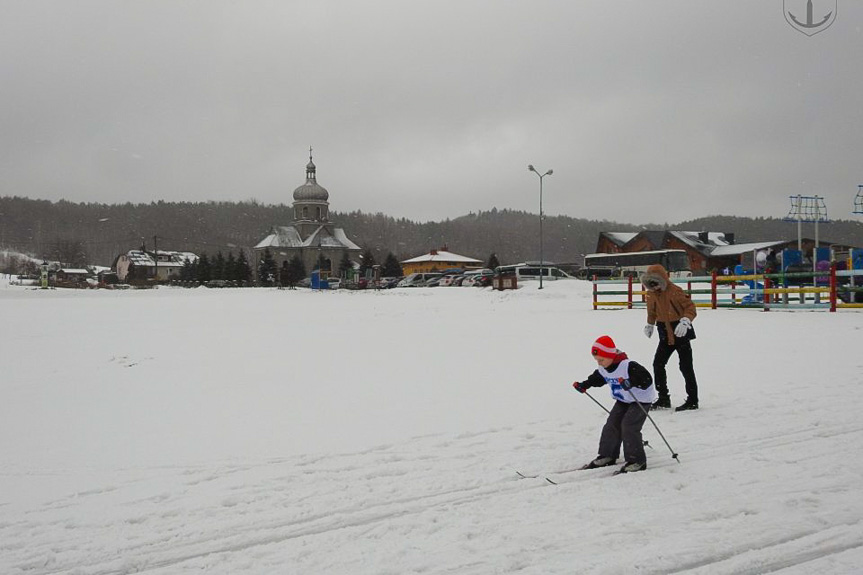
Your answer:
[3,416,863,574]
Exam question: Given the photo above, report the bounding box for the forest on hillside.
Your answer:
[1,196,862,269]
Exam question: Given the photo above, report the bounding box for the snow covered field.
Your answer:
[2,278,862,574]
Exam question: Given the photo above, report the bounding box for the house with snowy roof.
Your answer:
[596,231,774,274]
[254,152,361,278]
[114,250,198,282]
[400,247,483,275]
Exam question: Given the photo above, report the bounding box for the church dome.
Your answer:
[293,180,329,202]
[292,155,329,202]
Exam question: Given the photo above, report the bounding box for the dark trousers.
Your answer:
[598,401,650,465]
[653,338,698,402]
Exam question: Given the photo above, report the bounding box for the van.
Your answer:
[397,272,442,287]
[496,264,573,281]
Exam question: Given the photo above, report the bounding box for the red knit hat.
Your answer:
[591,335,618,359]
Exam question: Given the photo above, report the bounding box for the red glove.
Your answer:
[572,381,587,393]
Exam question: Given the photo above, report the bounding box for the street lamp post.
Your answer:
[528,165,553,289]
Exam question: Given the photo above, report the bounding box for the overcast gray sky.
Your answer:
[1,1,861,224]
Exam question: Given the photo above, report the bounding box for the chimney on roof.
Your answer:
[430,249,438,256]
[698,232,709,244]
[440,244,448,252]
[724,232,735,245]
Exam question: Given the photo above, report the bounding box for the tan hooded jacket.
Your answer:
[643,264,696,345]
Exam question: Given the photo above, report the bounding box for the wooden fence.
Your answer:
[592,266,863,312]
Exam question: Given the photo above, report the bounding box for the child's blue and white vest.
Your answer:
[598,359,657,404]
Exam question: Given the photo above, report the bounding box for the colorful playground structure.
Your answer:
[592,248,863,312]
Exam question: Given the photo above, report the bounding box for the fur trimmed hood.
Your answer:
[641,264,669,291]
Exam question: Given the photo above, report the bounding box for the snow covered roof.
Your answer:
[122,250,197,267]
[401,250,482,264]
[59,268,90,274]
[602,232,638,246]
[255,226,304,249]
[167,252,198,264]
[669,231,732,249]
[255,225,361,251]
[331,228,361,251]
[710,241,787,257]
[124,250,156,266]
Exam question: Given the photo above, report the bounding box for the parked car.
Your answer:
[378,277,402,289]
[461,268,494,286]
[473,275,493,287]
[397,272,442,287]
[437,273,462,286]
[327,278,341,290]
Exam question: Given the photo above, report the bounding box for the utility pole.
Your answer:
[153,235,158,283]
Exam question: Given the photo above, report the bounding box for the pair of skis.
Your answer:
[515,464,637,485]
[514,467,593,485]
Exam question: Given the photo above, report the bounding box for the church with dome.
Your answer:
[254,151,362,279]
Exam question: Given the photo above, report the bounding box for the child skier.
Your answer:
[572,335,656,474]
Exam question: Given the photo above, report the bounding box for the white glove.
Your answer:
[643,324,654,338]
[674,317,692,338]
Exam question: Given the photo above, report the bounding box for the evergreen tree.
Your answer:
[258,248,277,286]
[225,252,237,281]
[359,249,376,276]
[278,261,290,288]
[197,252,212,283]
[487,252,500,270]
[180,257,197,281]
[338,252,353,278]
[213,251,226,280]
[235,250,252,284]
[381,252,403,277]
[285,255,306,288]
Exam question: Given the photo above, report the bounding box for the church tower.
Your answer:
[291,149,330,238]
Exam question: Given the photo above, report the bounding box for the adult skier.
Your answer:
[641,264,699,411]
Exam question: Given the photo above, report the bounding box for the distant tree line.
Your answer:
[178,250,253,284]
[2,196,862,269]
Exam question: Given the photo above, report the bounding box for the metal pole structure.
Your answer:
[540,175,544,289]
[797,194,803,252]
[814,195,820,248]
[528,165,553,289]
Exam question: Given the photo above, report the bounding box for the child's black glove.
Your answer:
[572,381,588,393]
[618,377,632,390]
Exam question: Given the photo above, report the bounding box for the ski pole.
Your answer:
[583,390,611,414]
[582,389,652,449]
[622,385,679,462]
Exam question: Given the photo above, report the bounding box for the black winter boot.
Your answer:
[652,396,671,409]
[675,399,699,412]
